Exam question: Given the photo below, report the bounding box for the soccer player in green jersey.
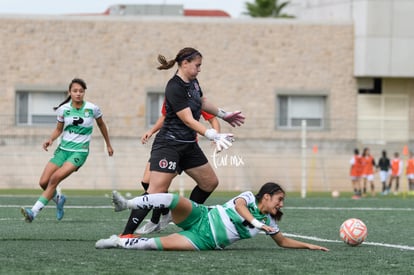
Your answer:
[21,78,114,223]
[96,182,329,251]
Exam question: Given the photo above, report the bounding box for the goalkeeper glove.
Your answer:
[204,129,234,152]
[217,109,245,127]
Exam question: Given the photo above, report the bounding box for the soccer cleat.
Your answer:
[159,212,172,231]
[21,207,34,223]
[95,235,120,249]
[112,191,128,212]
[136,221,161,234]
[56,194,66,221]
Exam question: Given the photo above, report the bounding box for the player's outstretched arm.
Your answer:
[271,232,329,251]
[201,98,245,128]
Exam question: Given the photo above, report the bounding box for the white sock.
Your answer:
[127,193,174,210]
[119,237,158,250]
[31,200,47,217]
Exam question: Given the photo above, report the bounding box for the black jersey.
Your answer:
[378,157,390,171]
[157,75,203,142]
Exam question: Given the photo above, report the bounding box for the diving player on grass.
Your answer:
[96,182,329,251]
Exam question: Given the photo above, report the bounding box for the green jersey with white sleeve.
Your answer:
[56,100,102,152]
[207,191,280,249]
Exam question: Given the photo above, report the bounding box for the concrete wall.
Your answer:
[0,15,359,192]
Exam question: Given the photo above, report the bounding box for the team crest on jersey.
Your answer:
[194,82,199,91]
[159,158,168,169]
[84,109,92,117]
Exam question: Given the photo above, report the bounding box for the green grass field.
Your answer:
[1,190,413,274]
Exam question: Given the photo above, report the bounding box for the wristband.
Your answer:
[217,108,227,119]
[204,129,217,140]
[251,218,264,229]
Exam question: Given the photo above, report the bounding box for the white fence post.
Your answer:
[301,120,307,198]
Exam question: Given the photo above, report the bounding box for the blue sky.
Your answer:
[0,0,247,17]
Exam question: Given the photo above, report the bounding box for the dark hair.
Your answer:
[157,47,202,70]
[382,150,387,158]
[54,78,87,110]
[362,147,369,157]
[354,148,359,155]
[255,182,285,221]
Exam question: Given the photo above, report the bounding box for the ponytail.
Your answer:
[53,95,70,111]
[157,47,202,70]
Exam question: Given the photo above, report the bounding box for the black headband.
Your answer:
[176,51,200,63]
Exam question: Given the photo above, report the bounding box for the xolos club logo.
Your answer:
[159,158,168,169]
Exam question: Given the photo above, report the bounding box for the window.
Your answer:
[278,95,326,129]
[16,90,67,126]
[358,78,382,94]
[146,92,165,127]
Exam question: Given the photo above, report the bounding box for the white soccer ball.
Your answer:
[339,218,368,246]
[331,190,340,198]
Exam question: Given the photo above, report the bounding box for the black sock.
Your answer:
[122,208,151,235]
[189,186,212,204]
[150,209,162,224]
[141,182,149,191]
[121,191,150,235]
[150,205,170,223]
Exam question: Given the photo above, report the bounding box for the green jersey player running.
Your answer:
[21,78,114,223]
[96,182,329,251]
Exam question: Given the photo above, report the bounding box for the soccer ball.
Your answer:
[339,218,368,246]
[331,190,340,198]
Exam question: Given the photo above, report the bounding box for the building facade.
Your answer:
[0,14,373,192]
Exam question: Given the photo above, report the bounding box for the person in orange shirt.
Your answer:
[362,147,376,197]
[388,152,403,195]
[350,148,363,199]
[405,151,414,192]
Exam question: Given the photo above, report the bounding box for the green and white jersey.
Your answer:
[207,191,279,249]
[56,100,102,152]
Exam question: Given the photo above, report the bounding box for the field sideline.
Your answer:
[1,191,413,274]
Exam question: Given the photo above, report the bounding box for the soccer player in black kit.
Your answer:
[98,47,245,240]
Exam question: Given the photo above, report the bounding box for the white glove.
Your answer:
[204,129,235,152]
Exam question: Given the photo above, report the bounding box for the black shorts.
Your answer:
[149,139,208,174]
[147,157,183,175]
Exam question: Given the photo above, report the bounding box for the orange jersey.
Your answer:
[363,155,375,175]
[406,158,414,174]
[350,155,364,177]
[391,158,402,176]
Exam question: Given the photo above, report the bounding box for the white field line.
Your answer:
[0,205,112,208]
[287,207,414,211]
[2,204,413,251]
[2,205,413,211]
[284,233,414,251]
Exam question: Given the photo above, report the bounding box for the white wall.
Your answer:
[286,0,414,77]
